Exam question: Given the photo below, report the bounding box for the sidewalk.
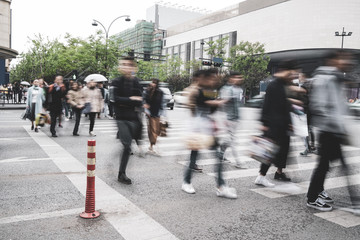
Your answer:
[0,103,26,110]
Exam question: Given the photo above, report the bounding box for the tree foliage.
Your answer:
[228,41,270,97]
[203,36,229,59]
[10,31,125,83]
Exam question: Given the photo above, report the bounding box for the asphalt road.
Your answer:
[1,107,360,240]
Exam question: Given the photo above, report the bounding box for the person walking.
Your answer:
[67,82,84,136]
[219,71,245,168]
[48,75,66,137]
[306,51,356,212]
[81,80,103,137]
[182,69,237,199]
[26,79,45,132]
[254,60,298,187]
[110,57,143,185]
[144,78,164,155]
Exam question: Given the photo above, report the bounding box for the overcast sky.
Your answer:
[11,0,243,55]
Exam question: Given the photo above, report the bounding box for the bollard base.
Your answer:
[80,211,100,219]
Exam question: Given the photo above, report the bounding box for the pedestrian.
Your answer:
[144,78,164,156]
[81,80,103,137]
[67,82,84,136]
[306,51,357,212]
[97,82,105,119]
[182,68,237,199]
[110,56,143,185]
[26,79,45,132]
[219,71,245,168]
[48,75,66,137]
[254,60,298,187]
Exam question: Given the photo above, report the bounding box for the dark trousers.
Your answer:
[307,131,342,202]
[73,108,82,134]
[50,111,60,135]
[260,134,290,176]
[108,103,114,117]
[89,112,96,132]
[116,120,140,176]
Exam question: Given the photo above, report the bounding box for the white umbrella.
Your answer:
[20,81,30,86]
[84,74,108,83]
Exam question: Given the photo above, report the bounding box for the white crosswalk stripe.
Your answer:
[83,119,360,227]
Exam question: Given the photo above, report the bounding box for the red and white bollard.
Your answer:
[80,140,100,219]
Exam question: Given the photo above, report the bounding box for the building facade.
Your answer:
[0,0,17,85]
[162,0,360,75]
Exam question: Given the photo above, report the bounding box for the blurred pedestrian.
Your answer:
[81,80,103,136]
[219,71,245,168]
[144,78,164,155]
[182,68,237,199]
[110,57,143,185]
[67,82,84,136]
[48,75,66,137]
[306,51,357,212]
[26,79,45,132]
[254,60,298,187]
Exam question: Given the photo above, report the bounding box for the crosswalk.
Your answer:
[89,117,360,227]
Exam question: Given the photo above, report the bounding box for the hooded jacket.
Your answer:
[310,66,348,134]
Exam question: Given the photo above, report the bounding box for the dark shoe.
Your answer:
[35,128,38,132]
[190,164,203,172]
[52,134,58,137]
[318,190,334,203]
[58,125,63,128]
[274,172,291,181]
[300,150,308,156]
[118,173,132,185]
[73,133,80,136]
[307,198,333,211]
[31,125,34,130]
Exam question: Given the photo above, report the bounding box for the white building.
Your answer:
[162,0,360,75]
[146,4,204,30]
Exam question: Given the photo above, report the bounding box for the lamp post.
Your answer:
[335,27,352,49]
[92,15,131,76]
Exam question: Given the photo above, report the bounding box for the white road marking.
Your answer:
[314,210,360,228]
[0,157,51,163]
[0,208,84,225]
[250,173,360,199]
[23,126,178,240]
[207,156,360,179]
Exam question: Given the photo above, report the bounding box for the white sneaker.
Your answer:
[255,175,275,187]
[89,131,96,137]
[216,186,238,199]
[182,183,195,194]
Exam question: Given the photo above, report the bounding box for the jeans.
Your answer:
[89,112,96,132]
[72,108,82,134]
[184,143,225,187]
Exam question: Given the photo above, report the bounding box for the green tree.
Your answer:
[228,41,270,97]
[203,36,229,59]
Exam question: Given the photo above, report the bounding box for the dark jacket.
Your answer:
[47,84,66,113]
[261,78,292,140]
[145,88,163,117]
[110,76,143,121]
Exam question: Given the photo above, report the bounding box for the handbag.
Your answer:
[248,136,279,165]
[21,108,31,120]
[82,102,91,114]
[291,112,308,137]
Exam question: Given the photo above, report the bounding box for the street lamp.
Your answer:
[335,27,352,49]
[92,15,131,76]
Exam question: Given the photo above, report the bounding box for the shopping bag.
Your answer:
[291,112,308,137]
[20,108,30,120]
[248,136,279,165]
[35,113,49,127]
[184,116,215,150]
[82,102,91,114]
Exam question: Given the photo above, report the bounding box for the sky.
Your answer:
[10,0,243,56]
